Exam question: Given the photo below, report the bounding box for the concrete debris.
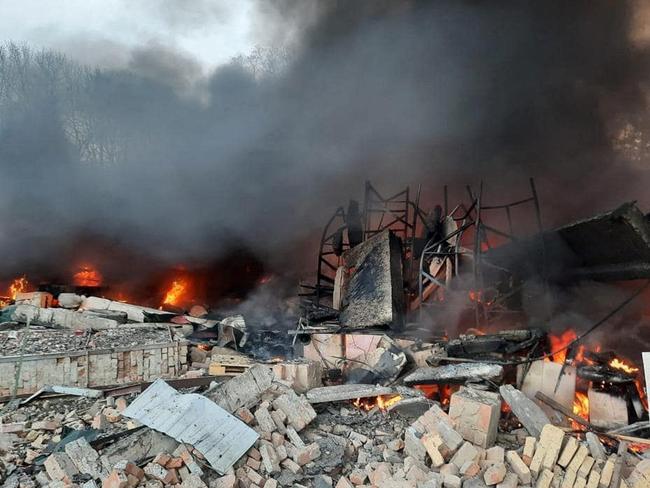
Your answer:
[403,363,504,385]
[588,389,629,430]
[272,390,317,432]
[205,364,275,413]
[44,385,104,398]
[448,386,500,448]
[517,361,576,427]
[387,396,435,417]
[0,377,645,488]
[346,335,407,385]
[500,384,551,438]
[101,428,179,466]
[64,437,109,479]
[0,285,646,488]
[306,384,395,403]
[586,432,607,461]
[81,296,175,323]
[12,304,121,330]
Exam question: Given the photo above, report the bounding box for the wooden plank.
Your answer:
[208,364,249,376]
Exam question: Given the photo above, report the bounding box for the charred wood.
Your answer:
[577,366,635,384]
[445,329,544,358]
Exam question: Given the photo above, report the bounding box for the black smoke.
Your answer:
[0,0,649,290]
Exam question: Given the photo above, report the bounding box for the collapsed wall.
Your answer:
[0,328,187,396]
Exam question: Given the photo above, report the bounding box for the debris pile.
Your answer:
[2,351,649,488]
[1,182,649,487]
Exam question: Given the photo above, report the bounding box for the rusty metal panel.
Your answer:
[122,378,258,474]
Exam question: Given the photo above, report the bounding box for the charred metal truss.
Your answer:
[416,178,545,328]
[299,206,347,307]
[302,181,427,309]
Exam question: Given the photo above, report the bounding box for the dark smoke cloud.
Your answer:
[1,0,649,291]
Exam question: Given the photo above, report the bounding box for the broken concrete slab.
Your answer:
[517,361,576,427]
[346,335,407,385]
[101,428,179,467]
[44,452,78,483]
[81,296,175,322]
[44,385,104,399]
[588,389,629,430]
[272,390,317,432]
[12,304,120,330]
[306,384,394,403]
[64,437,109,479]
[403,363,504,385]
[338,229,405,331]
[205,364,275,413]
[499,384,551,438]
[586,433,607,461]
[122,378,258,474]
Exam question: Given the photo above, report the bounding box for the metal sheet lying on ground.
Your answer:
[122,378,259,474]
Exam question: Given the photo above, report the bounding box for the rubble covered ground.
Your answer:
[1,185,650,488]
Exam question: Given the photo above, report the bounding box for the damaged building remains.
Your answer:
[1,179,650,488]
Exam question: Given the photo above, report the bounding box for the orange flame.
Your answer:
[413,384,454,406]
[352,394,402,412]
[469,290,481,302]
[609,358,639,374]
[73,265,102,287]
[163,279,188,307]
[573,392,590,422]
[547,330,585,364]
[468,289,494,306]
[9,276,29,299]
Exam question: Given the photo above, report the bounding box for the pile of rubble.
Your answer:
[2,357,649,488]
[0,278,649,488]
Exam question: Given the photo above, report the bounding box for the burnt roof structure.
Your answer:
[485,202,650,283]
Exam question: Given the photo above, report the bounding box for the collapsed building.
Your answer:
[1,181,650,488]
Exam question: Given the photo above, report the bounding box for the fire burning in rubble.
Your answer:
[414,384,454,406]
[0,275,32,306]
[9,276,29,299]
[352,394,402,412]
[547,330,585,364]
[609,357,639,374]
[73,265,102,287]
[573,392,590,421]
[546,329,646,427]
[162,278,189,307]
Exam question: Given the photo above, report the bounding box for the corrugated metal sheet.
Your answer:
[122,379,258,474]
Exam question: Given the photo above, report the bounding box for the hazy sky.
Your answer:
[0,0,259,70]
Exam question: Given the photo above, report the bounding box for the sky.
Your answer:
[0,0,259,70]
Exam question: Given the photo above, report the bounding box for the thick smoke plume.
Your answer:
[1,0,649,294]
